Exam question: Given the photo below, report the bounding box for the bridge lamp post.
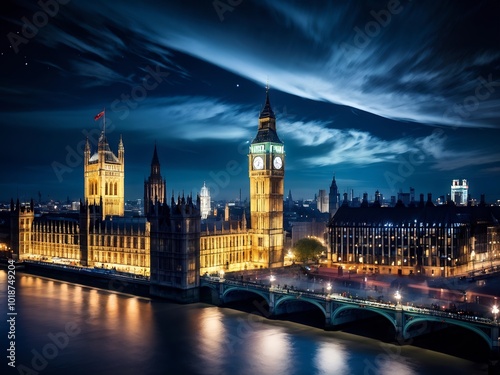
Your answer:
[326,283,332,296]
[492,305,499,323]
[471,250,476,273]
[219,269,225,281]
[394,290,402,307]
[270,274,276,288]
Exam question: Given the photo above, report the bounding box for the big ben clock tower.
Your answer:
[249,88,285,268]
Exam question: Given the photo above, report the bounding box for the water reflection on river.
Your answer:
[0,271,487,374]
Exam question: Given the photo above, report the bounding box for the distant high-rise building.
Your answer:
[200,182,211,219]
[317,189,329,213]
[374,190,382,207]
[451,179,468,205]
[397,191,411,206]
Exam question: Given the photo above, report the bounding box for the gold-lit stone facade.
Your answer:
[11,200,151,277]
[200,222,253,274]
[85,218,150,276]
[10,91,285,280]
[248,90,285,268]
[84,133,125,217]
[31,217,80,262]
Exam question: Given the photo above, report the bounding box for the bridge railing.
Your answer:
[404,305,493,324]
[201,276,497,325]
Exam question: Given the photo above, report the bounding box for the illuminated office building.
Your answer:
[328,194,500,277]
[451,179,468,206]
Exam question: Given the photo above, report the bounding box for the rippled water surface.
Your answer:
[0,271,488,375]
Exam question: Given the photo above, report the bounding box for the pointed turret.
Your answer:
[329,174,339,217]
[241,210,247,229]
[118,134,124,163]
[259,87,275,120]
[144,143,166,217]
[150,143,161,176]
[84,137,90,153]
[252,87,281,143]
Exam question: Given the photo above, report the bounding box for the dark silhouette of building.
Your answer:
[144,144,166,216]
[329,175,339,218]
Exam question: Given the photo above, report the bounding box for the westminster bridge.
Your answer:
[200,276,500,355]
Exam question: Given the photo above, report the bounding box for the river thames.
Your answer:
[0,270,489,375]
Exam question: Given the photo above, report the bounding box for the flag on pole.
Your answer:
[94,110,105,121]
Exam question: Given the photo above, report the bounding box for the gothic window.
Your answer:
[105,183,108,195]
[114,182,117,195]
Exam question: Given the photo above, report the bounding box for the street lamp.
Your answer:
[270,274,276,286]
[492,305,499,322]
[394,290,402,306]
[219,269,225,281]
[326,283,332,295]
[471,250,476,273]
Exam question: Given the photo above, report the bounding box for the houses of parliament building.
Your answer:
[10,90,285,301]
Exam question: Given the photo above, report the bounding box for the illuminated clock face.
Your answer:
[273,156,283,170]
[253,156,264,170]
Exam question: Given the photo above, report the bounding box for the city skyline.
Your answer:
[2,1,500,203]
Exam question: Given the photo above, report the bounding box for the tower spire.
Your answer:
[152,142,160,167]
[144,143,165,216]
[254,87,279,141]
[259,86,275,121]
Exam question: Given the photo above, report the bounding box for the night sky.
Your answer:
[1,0,500,204]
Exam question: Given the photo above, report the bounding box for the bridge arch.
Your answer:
[331,305,397,329]
[221,286,270,306]
[274,295,327,317]
[403,317,493,349]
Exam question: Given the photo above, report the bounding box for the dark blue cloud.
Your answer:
[1,0,499,202]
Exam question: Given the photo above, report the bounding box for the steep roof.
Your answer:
[252,89,282,144]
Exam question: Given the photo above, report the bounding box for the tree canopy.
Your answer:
[292,237,326,262]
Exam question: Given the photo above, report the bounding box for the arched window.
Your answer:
[105,183,108,195]
[114,182,117,195]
